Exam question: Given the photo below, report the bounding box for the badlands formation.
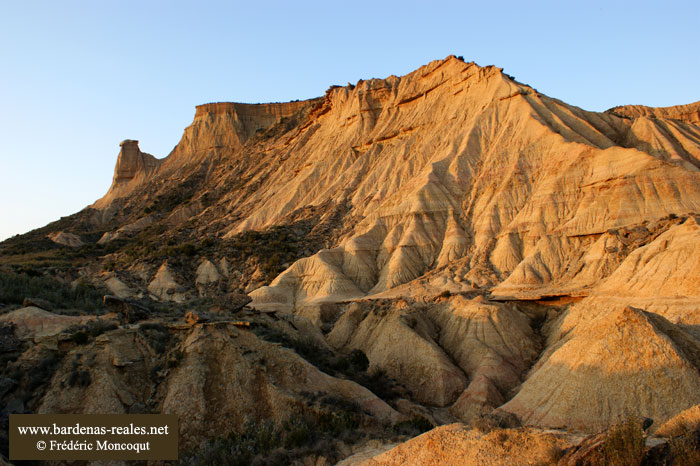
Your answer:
[2,56,700,463]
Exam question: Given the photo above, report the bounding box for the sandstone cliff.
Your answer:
[4,56,700,457]
[93,139,160,208]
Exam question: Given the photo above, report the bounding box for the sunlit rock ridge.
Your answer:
[8,56,700,442]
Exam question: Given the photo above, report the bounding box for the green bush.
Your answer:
[182,396,365,466]
[66,320,118,346]
[0,270,105,313]
[393,416,433,436]
[139,323,170,354]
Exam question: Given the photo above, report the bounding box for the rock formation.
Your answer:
[47,231,84,247]
[93,140,160,208]
[500,305,700,431]
[3,55,700,460]
[28,320,400,449]
[147,262,186,302]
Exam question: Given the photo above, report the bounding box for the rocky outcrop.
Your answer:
[35,323,400,449]
[102,274,135,299]
[183,101,313,154]
[21,297,54,312]
[195,259,220,286]
[597,217,700,297]
[94,140,160,208]
[324,295,540,413]
[47,231,84,247]
[112,140,158,184]
[103,295,148,323]
[656,404,700,437]
[98,216,154,244]
[12,55,700,442]
[427,296,540,421]
[93,101,315,210]
[163,325,400,448]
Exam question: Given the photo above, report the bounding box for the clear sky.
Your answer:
[1,0,698,241]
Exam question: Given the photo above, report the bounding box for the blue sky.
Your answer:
[1,0,698,241]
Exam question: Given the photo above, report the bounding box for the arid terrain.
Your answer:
[2,55,700,464]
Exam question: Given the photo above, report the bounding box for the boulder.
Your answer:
[195,259,220,286]
[0,307,101,339]
[147,263,186,303]
[47,231,84,247]
[103,295,148,323]
[22,297,54,312]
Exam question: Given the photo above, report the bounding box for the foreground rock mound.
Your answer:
[163,324,400,447]
[32,322,399,449]
[358,423,569,466]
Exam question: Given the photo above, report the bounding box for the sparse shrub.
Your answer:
[282,416,312,449]
[392,416,433,436]
[71,330,89,345]
[25,350,63,394]
[182,396,366,465]
[67,369,91,387]
[0,270,105,313]
[149,363,164,382]
[86,320,118,337]
[597,417,646,466]
[167,350,184,368]
[139,322,170,354]
[348,349,369,372]
[178,243,197,257]
[358,368,400,401]
[66,320,117,346]
[0,323,22,355]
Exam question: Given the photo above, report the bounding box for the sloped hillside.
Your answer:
[3,56,700,459]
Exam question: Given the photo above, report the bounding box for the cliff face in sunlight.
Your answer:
[5,56,700,459]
